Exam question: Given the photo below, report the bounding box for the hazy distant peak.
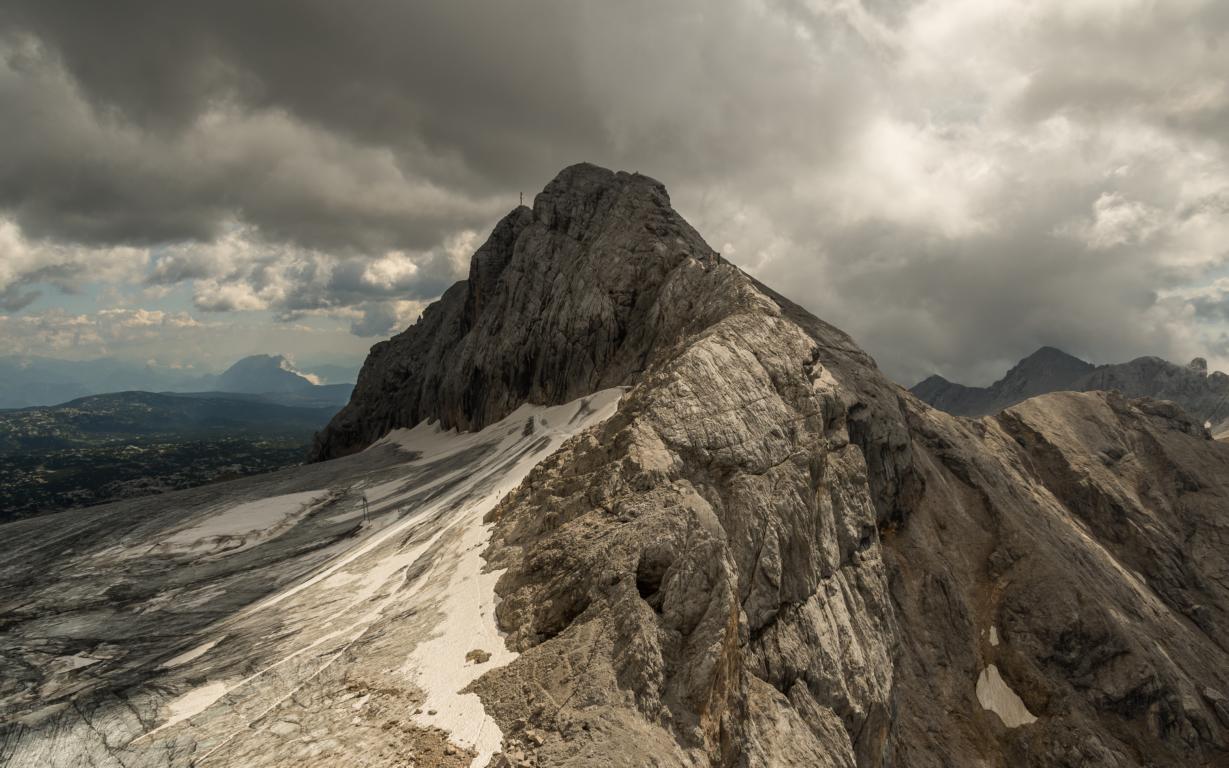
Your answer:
[913,346,1229,424]
[1015,345,1088,367]
[914,373,952,387]
[217,355,320,394]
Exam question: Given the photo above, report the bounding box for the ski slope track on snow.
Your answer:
[0,389,623,767]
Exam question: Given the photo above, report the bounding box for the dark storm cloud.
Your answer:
[0,40,502,251]
[2,1,600,166]
[1,0,1228,381]
[349,301,410,339]
[0,0,868,246]
[0,284,40,312]
[1192,298,1229,323]
[0,0,599,236]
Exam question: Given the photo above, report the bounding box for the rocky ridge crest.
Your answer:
[317,164,1229,767]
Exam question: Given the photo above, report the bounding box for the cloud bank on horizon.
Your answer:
[0,0,1227,382]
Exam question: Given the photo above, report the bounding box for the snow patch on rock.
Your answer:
[976,664,1037,728]
[395,388,624,765]
[160,490,327,554]
[146,680,233,737]
[161,638,222,669]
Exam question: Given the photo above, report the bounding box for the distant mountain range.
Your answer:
[0,354,356,409]
[0,390,338,452]
[912,346,1229,431]
[0,355,356,517]
[207,354,354,407]
[0,390,342,519]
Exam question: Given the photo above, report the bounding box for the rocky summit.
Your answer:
[2,164,1228,767]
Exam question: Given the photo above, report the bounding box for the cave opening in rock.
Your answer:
[635,551,670,613]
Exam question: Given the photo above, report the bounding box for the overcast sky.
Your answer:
[1,0,1227,384]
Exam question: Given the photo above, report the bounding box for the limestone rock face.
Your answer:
[472,266,910,767]
[890,390,1229,766]
[312,163,728,460]
[315,164,1228,766]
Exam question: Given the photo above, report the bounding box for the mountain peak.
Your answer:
[312,163,724,460]
[1022,344,1076,359]
[305,163,1229,765]
[218,354,320,393]
[537,162,668,202]
[1012,345,1089,371]
[531,163,674,240]
[995,346,1094,392]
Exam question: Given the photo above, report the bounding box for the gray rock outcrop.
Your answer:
[312,164,728,460]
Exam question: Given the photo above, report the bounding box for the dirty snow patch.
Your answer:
[129,390,622,763]
[161,638,221,669]
[146,680,232,738]
[160,490,325,553]
[977,664,1037,727]
[54,653,101,672]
